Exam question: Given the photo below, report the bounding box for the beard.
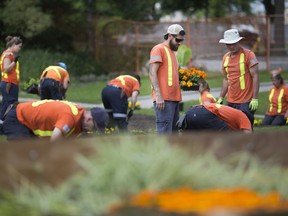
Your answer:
[169,40,178,51]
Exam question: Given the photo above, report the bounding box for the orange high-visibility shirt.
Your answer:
[221,47,258,103]
[0,49,20,85]
[266,84,288,116]
[199,90,216,105]
[40,66,70,84]
[150,43,181,102]
[108,75,140,97]
[204,103,252,131]
[16,100,84,138]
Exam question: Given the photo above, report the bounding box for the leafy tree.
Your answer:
[105,0,161,20]
[0,0,52,38]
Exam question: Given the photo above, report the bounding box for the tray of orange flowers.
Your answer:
[179,67,207,91]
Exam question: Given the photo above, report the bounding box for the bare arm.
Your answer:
[219,76,228,98]
[250,64,259,99]
[149,63,164,110]
[3,58,16,73]
[50,127,64,142]
[130,90,139,110]
[62,78,70,90]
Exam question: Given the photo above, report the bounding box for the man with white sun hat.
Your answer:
[217,29,259,128]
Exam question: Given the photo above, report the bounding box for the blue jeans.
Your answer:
[262,115,285,126]
[226,102,254,126]
[0,81,19,120]
[153,101,179,134]
[185,106,230,131]
[40,78,63,100]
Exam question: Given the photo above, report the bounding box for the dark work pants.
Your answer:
[185,106,230,131]
[262,115,285,126]
[40,78,63,100]
[2,107,34,140]
[101,85,128,131]
[226,102,254,127]
[0,81,19,120]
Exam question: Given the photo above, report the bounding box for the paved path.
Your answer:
[19,82,273,110]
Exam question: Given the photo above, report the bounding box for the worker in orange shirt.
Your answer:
[2,100,108,142]
[101,74,141,131]
[198,79,216,105]
[39,62,70,100]
[149,24,185,133]
[176,104,252,133]
[262,68,288,126]
[217,29,259,127]
[0,36,23,120]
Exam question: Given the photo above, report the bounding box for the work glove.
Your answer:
[216,97,223,104]
[14,55,20,63]
[176,114,187,130]
[249,98,258,111]
[127,109,134,120]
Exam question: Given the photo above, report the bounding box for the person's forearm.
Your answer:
[50,128,64,142]
[252,76,259,99]
[130,91,139,110]
[3,60,15,73]
[219,78,228,98]
[149,64,161,97]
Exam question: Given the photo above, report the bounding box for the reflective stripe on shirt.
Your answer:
[163,46,173,86]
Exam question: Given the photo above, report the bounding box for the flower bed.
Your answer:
[111,187,288,215]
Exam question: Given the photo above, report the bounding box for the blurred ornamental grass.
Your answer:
[10,136,288,216]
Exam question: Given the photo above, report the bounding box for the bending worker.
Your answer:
[39,62,70,100]
[101,74,141,131]
[2,100,109,142]
[177,103,252,133]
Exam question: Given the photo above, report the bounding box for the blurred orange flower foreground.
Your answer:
[110,187,288,215]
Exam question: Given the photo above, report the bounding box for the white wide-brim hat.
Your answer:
[219,29,244,44]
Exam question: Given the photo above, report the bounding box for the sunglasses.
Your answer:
[172,36,184,43]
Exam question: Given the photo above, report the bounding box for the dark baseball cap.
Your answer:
[90,107,109,134]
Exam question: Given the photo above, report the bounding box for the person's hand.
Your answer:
[216,97,223,104]
[156,95,165,110]
[249,98,258,111]
[127,109,134,120]
[14,55,20,63]
[176,114,187,130]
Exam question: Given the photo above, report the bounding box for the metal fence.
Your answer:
[96,15,287,74]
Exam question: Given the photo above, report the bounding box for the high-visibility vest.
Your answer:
[269,88,285,113]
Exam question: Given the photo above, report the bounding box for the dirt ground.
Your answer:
[128,114,155,132]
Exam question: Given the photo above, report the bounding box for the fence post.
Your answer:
[135,22,140,75]
[266,15,270,71]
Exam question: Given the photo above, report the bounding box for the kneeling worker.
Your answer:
[2,100,109,142]
[177,103,252,133]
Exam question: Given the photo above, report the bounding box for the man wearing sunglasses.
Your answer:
[149,24,185,134]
